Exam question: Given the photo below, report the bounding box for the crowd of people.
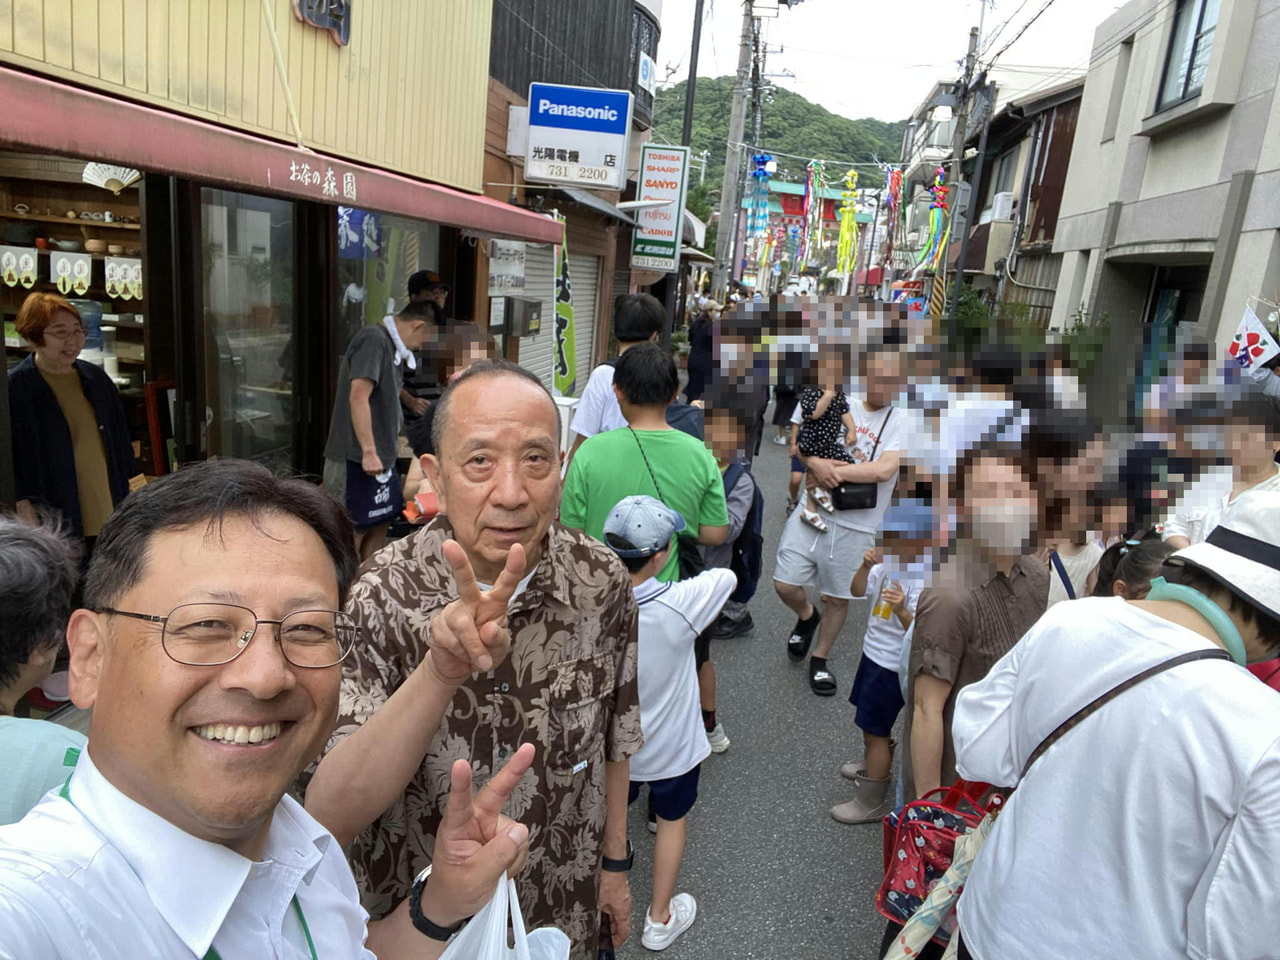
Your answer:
[2,280,1280,959]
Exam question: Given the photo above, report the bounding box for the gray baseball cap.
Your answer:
[603,495,686,558]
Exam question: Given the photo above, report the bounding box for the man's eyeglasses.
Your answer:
[98,603,357,668]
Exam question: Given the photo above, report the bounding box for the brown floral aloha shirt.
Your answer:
[321,517,641,959]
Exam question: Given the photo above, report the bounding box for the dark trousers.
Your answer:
[879,920,974,959]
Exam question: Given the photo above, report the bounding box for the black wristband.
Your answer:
[409,867,465,942]
[601,840,634,873]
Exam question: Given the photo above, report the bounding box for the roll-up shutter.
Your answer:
[515,244,557,389]
[567,251,600,394]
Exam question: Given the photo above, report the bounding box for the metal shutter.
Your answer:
[567,251,599,393]
[515,244,557,389]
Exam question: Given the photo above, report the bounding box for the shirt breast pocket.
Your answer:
[546,653,616,775]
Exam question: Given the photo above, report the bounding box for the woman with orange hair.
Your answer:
[7,292,136,545]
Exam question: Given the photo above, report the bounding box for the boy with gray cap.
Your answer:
[603,495,737,952]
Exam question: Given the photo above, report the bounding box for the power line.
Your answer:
[985,0,1061,67]
[980,0,1036,57]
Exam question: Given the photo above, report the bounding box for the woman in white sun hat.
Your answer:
[947,489,1280,960]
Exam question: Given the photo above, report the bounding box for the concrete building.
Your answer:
[1049,0,1280,405]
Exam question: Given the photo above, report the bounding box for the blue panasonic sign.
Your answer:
[529,83,632,136]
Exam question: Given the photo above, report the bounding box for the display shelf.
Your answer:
[1,211,140,230]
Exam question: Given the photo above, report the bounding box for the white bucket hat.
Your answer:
[1169,489,1280,621]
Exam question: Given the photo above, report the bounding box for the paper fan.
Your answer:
[82,163,142,195]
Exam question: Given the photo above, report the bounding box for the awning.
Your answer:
[0,66,562,246]
[555,187,635,225]
[681,246,715,264]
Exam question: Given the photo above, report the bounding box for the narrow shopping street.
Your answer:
[620,413,887,960]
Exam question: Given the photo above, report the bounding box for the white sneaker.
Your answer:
[771,434,788,445]
[642,892,698,951]
[705,723,730,754]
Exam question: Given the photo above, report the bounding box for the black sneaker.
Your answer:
[711,612,755,640]
[786,609,821,662]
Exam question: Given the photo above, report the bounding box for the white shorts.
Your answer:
[772,507,876,601]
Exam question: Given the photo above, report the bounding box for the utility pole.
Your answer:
[668,0,707,346]
[680,0,705,148]
[712,1,755,298]
[944,25,981,347]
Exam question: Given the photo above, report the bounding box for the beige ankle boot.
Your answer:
[830,773,891,824]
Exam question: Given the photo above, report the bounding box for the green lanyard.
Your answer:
[56,749,319,960]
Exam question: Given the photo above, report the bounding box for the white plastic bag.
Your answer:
[438,876,571,960]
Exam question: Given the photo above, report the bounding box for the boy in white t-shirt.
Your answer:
[603,495,736,952]
[830,500,931,825]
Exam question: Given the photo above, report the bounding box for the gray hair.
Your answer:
[431,359,562,458]
[0,516,81,689]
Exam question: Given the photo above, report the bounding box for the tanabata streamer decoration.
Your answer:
[799,160,827,272]
[914,166,951,272]
[882,166,904,267]
[837,169,860,278]
[746,154,774,240]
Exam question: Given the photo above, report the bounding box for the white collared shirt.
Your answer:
[0,749,374,960]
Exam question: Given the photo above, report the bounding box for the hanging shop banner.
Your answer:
[631,144,691,273]
[552,218,578,397]
[487,240,527,297]
[637,52,658,95]
[107,257,143,301]
[525,83,633,191]
[0,246,36,289]
[337,206,381,260]
[50,251,92,296]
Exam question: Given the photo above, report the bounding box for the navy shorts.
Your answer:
[628,764,701,822]
[849,655,905,738]
[790,455,805,474]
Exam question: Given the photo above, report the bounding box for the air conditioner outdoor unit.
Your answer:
[992,191,1016,221]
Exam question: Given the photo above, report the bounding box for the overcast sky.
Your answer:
[654,0,1126,125]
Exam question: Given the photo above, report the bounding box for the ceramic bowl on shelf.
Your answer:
[85,239,108,253]
[13,203,29,215]
[107,243,124,255]
[35,238,49,250]
[52,240,82,252]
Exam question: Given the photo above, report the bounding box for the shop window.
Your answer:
[200,189,296,471]
[336,207,440,352]
[1157,0,1219,111]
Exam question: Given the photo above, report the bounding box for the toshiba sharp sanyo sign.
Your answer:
[525,83,633,190]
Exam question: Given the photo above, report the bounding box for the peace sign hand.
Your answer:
[427,539,526,686]
[419,744,535,928]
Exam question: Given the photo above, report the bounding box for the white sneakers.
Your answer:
[706,722,730,754]
[642,892,698,951]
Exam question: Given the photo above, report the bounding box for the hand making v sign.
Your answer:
[428,539,527,684]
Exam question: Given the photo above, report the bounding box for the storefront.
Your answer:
[0,62,561,501]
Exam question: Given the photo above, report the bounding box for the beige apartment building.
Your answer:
[1049,0,1280,408]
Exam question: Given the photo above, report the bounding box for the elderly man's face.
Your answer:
[425,374,561,582]
[67,513,341,854]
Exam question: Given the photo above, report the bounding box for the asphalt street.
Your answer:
[617,411,890,960]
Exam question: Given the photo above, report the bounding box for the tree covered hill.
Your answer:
[650,76,907,200]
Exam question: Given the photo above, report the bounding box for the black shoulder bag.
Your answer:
[627,428,705,579]
[830,406,895,511]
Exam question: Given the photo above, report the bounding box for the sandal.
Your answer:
[800,509,829,533]
[811,486,836,513]
[810,663,838,697]
[785,498,797,516]
[786,609,821,662]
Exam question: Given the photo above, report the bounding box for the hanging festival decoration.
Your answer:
[914,166,951,272]
[746,154,774,240]
[881,166,904,267]
[797,159,827,273]
[836,169,860,279]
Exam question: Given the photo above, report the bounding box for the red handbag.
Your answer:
[876,780,1002,946]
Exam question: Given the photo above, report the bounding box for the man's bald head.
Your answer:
[431,360,562,462]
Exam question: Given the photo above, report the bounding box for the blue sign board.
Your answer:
[525,83,633,190]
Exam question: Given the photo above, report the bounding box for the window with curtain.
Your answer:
[1158,0,1220,111]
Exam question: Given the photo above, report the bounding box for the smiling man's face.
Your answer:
[67,512,341,854]
[425,372,562,582]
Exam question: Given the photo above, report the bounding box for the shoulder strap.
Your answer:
[628,428,666,503]
[865,405,893,462]
[723,462,744,496]
[1049,551,1076,600]
[1020,648,1233,780]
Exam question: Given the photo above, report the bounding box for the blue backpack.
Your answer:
[722,462,763,604]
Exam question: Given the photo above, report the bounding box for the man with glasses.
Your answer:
[0,460,535,959]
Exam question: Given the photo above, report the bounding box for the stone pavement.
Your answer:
[618,420,890,960]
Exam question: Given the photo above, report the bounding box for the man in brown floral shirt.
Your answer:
[305,361,643,959]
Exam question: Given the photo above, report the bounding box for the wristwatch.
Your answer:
[601,840,634,873]
[409,865,466,942]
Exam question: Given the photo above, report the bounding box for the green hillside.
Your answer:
[650,76,907,202]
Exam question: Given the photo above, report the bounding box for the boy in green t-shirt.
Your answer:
[561,343,729,583]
